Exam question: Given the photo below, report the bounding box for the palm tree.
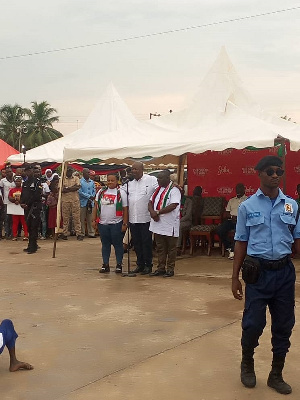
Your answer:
[0,104,26,150]
[24,101,62,149]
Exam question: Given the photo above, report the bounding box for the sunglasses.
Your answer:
[264,168,284,177]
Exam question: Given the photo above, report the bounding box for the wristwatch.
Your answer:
[156,210,160,216]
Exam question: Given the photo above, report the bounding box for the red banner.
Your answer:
[187,146,300,200]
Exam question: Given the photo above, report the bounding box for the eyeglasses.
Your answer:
[264,168,284,177]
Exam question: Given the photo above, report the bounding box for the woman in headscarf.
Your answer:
[45,169,53,184]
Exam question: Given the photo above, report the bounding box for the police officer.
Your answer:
[20,164,43,254]
[232,155,300,395]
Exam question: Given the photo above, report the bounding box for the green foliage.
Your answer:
[0,101,62,150]
[0,104,26,150]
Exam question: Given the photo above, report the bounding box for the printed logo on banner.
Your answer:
[245,186,256,196]
[242,149,259,154]
[268,147,278,154]
[193,168,209,176]
[217,187,233,195]
[294,166,300,174]
[217,149,233,155]
[217,165,232,175]
[242,166,256,175]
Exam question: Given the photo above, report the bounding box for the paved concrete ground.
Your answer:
[0,237,299,400]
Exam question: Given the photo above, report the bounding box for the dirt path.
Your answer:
[0,238,299,399]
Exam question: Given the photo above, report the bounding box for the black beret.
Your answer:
[254,156,283,171]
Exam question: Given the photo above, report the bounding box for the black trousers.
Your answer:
[242,260,295,356]
[215,219,236,251]
[25,209,41,252]
[0,206,4,238]
[130,222,153,270]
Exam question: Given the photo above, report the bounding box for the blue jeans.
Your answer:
[98,221,124,265]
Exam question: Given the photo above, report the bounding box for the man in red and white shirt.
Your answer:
[148,170,181,277]
[0,166,15,238]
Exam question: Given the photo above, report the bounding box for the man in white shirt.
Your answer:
[0,167,15,238]
[148,170,181,277]
[126,162,158,274]
[216,183,247,259]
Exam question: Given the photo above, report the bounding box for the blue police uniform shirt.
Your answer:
[235,188,300,260]
[78,178,96,207]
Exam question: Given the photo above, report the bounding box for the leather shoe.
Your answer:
[141,268,152,275]
[163,271,174,277]
[27,250,37,254]
[149,269,166,276]
[23,248,29,252]
[132,267,144,273]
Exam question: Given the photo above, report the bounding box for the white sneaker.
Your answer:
[228,251,234,260]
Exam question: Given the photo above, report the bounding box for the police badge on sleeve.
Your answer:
[284,203,293,214]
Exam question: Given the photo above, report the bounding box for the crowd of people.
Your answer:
[2,156,300,395]
[2,161,300,269]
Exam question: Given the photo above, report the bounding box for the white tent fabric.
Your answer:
[63,48,300,162]
[8,83,138,163]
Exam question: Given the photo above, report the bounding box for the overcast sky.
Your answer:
[1,0,300,134]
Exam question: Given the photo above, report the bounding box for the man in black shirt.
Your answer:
[20,164,42,254]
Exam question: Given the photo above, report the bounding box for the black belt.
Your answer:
[259,255,290,270]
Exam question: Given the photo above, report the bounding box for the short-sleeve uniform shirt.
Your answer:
[235,188,300,260]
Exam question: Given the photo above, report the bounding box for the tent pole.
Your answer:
[122,180,136,277]
[177,154,186,187]
[274,137,286,194]
[52,161,67,258]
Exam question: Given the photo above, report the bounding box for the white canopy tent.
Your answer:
[63,47,300,163]
[8,83,138,164]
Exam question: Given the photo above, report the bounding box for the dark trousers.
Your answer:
[0,206,4,238]
[25,209,41,252]
[40,204,47,237]
[215,219,236,251]
[130,222,153,269]
[155,234,177,272]
[242,260,295,357]
[4,205,12,238]
[98,221,124,265]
